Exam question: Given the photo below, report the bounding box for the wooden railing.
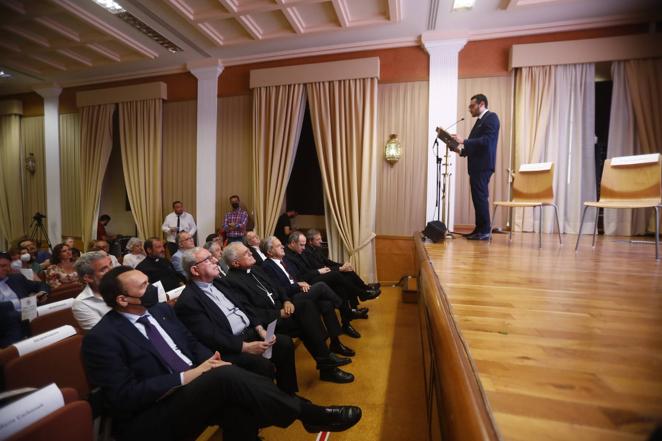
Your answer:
[414,234,500,441]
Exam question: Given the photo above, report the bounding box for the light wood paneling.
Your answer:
[422,233,662,440]
[375,235,417,284]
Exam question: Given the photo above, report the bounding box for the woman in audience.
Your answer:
[122,237,146,268]
[44,243,80,289]
[63,236,82,260]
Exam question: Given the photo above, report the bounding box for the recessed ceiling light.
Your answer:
[453,0,476,10]
[0,70,12,79]
[91,0,125,14]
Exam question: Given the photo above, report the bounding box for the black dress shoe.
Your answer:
[329,340,355,357]
[368,283,381,290]
[342,323,361,339]
[356,307,369,314]
[302,405,362,432]
[350,308,368,319]
[316,354,351,369]
[318,367,355,384]
[358,289,380,301]
[467,233,490,241]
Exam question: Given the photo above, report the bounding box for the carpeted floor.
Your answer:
[208,286,427,441]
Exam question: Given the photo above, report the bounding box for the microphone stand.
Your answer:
[440,141,455,239]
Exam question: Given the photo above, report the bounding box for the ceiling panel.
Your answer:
[291,2,340,32]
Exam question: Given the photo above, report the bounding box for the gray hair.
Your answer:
[222,242,244,266]
[176,231,190,246]
[75,251,109,279]
[126,237,143,251]
[182,247,205,276]
[203,241,215,251]
[306,229,321,241]
[260,236,279,256]
[287,230,304,245]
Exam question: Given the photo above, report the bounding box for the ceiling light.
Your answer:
[91,0,125,14]
[0,70,12,79]
[453,0,476,10]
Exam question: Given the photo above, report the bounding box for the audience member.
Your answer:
[44,243,81,289]
[274,209,298,245]
[244,231,267,265]
[122,237,146,268]
[203,241,228,278]
[18,238,50,267]
[136,237,186,291]
[172,231,195,278]
[224,242,354,383]
[162,201,197,256]
[175,247,299,394]
[82,265,361,441]
[72,251,113,330]
[63,237,82,260]
[97,214,117,242]
[0,252,48,347]
[90,240,120,268]
[222,195,248,243]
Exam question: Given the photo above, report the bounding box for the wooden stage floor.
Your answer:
[423,232,662,441]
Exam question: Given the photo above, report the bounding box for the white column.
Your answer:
[188,59,224,242]
[34,86,62,245]
[422,35,467,230]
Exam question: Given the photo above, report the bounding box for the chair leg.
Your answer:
[575,205,589,252]
[552,204,562,245]
[538,205,543,249]
[591,206,599,248]
[509,207,513,241]
[489,205,498,243]
[656,206,660,260]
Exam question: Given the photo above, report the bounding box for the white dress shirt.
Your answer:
[122,253,146,269]
[162,211,197,243]
[119,310,193,384]
[270,258,295,284]
[194,280,249,335]
[0,277,21,311]
[72,285,113,330]
[251,246,267,261]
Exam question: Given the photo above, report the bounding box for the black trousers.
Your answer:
[470,171,493,234]
[297,282,343,338]
[277,296,335,361]
[309,272,361,321]
[222,329,298,394]
[119,365,300,441]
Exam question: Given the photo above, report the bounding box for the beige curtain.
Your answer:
[218,95,253,227]
[119,99,163,239]
[20,117,46,231]
[307,78,378,282]
[163,100,196,219]
[513,64,596,234]
[251,84,306,238]
[455,76,513,229]
[0,114,24,246]
[376,81,429,235]
[80,104,114,247]
[59,113,81,237]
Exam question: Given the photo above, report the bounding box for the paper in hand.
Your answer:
[262,319,278,359]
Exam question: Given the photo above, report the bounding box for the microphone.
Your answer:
[442,117,465,132]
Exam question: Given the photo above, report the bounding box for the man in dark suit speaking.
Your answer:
[452,94,500,240]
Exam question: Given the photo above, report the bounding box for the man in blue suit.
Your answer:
[0,252,48,347]
[83,265,361,441]
[452,94,500,240]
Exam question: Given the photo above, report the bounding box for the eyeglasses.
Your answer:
[193,255,216,267]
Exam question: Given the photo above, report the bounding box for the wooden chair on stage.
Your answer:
[489,162,562,248]
[575,153,662,259]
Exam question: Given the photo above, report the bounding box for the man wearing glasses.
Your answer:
[175,247,299,395]
[171,231,196,278]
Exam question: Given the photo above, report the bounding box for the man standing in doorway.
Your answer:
[162,201,197,256]
[452,94,500,240]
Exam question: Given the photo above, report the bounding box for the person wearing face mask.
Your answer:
[83,265,362,441]
[222,195,248,244]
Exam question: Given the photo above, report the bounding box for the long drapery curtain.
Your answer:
[307,78,378,282]
[21,117,46,232]
[514,63,596,234]
[163,100,196,219]
[80,104,114,247]
[0,114,24,246]
[455,76,513,229]
[119,99,163,239]
[251,84,306,238]
[60,113,81,237]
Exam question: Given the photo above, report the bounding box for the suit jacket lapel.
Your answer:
[189,282,234,331]
[108,311,167,369]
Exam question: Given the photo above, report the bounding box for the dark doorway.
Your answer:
[595,79,613,233]
[286,105,325,215]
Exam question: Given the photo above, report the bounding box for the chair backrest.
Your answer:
[512,162,555,204]
[6,400,93,441]
[5,335,90,399]
[600,154,662,203]
[44,283,84,305]
[30,308,81,336]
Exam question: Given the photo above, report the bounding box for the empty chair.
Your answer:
[4,335,89,400]
[576,153,662,259]
[490,162,562,248]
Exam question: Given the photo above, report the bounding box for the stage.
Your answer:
[419,232,662,441]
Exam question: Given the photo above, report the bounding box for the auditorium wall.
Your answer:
[20,116,47,234]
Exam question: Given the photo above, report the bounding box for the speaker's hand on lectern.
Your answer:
[451,134,464,144]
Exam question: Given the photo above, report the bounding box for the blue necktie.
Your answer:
[137,316,190,373]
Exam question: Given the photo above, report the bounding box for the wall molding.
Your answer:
[76,82,167,107]
[250,57,380,88]
[0,99,23,115]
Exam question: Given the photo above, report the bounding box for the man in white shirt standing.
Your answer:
[162,201,197,256]
[72,251,113,330]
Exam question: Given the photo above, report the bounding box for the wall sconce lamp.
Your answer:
[384,134,401,166]
[25,153,36,175]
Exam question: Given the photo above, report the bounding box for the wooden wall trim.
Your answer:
[76,82,167,107]
[415,235,500,441]
[250,57,380,88]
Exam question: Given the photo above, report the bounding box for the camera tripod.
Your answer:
[28,213,52,251]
